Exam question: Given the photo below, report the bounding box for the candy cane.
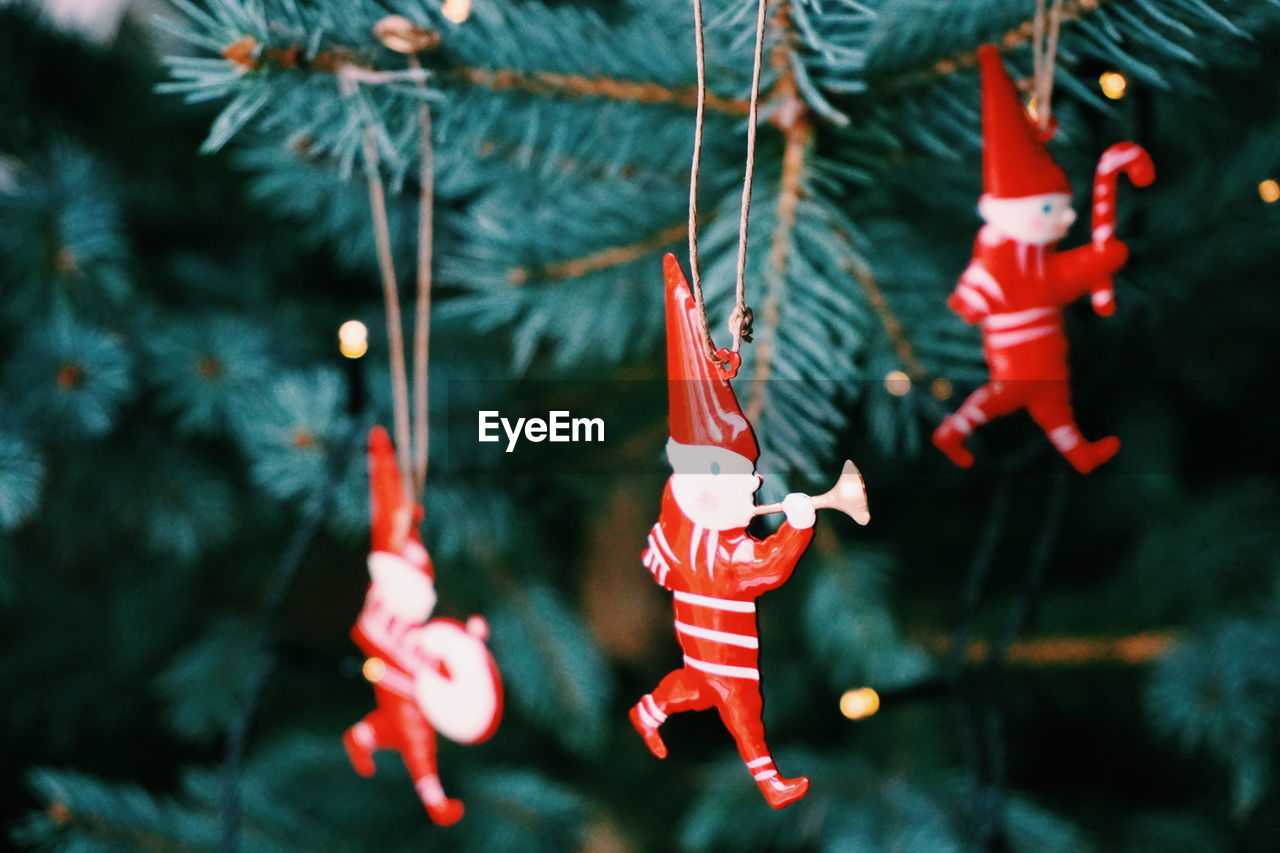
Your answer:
[1088,142,1155,314]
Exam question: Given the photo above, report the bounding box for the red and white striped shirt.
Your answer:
[643,484,813,680]
[352,559,445,700]
[951,230,1078,381]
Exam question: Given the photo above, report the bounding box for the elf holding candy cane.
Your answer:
[933,45,1153,474]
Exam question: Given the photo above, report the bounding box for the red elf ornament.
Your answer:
[628,254,868,810]
[932,45,1154,474]
[343,426,503,826]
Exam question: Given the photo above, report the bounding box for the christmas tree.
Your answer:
[4,0,1280,850]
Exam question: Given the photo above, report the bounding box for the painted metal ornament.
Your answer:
[933,45,1154,475]
[628,254,869,810]
[344,426,503,826]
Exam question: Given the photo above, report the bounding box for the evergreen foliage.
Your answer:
[3,0,1280,851]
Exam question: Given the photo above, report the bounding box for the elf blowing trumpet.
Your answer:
[933,45,1154,475]
[629,254,870,810]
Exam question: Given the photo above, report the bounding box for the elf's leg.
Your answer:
[343,708,385,777]
[344,686,409,777]
[630,667,714,759]
[388,695,464,826]
[933,381,1023,468]
[714,680,809,810]
[1026,381,1119,474]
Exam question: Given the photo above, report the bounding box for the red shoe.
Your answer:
[426,798,465,827]
[932,420,975,468]
[1064,435,1120,474]
[758,774,810,809]
[629,704,668,759]
[343,726,376,777]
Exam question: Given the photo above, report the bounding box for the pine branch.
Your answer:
[486,563,614,756]
[507,220,689,285]
[847,0,1264,165]
[24,779,196,852]
[895,0,1115,90]
[847,251,931,382]
[211,36,753,115]
[451,66,749,115]
[746,1,807,425]
[932,630,1175,666]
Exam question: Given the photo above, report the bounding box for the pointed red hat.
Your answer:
[368,426,433,576]
[663,253,758,461]
[979,44,1071,198]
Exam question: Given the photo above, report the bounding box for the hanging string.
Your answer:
[685,0,720,364]
[356,124,414,494]
[730,0,768,350]
[340,50,435,500]
[686,0,767,364]
[408,56,434,495]
[1031,0,1065,130]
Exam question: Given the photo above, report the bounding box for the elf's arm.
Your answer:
[948,259,1002,324]
[1049,240,1128,304]
[732,495,815,595]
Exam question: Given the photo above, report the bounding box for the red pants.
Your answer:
[936,378,1118,473]
[953,379,1077,440]
[357,686,439,782]
[650,667,768,764]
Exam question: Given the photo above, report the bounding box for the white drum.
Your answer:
[411,618,503,745]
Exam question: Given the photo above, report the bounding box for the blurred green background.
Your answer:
[2,1,1280,851]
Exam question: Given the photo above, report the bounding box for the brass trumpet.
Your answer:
[752,460,870,526]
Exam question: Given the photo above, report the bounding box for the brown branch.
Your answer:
[847,254,931,382]
[218,35,749,114]
[220,36,357,73]
[925,630,1175,666]
[44,802,195,852]
[746,1,806,424]
[452,67,749,115]
[507,221,690,286]
[897,0,1111,88]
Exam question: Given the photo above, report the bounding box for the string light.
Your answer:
[931,378,952,401]
[362,657,387,683]
[839,687,881,720]
[884,369,912,397]
[441,0,472,24]
[1259,179,1280,204]
[338,320,369,359]
[1098,71,1127,100]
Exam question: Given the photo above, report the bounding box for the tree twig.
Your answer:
[507,221,691,285]
[220,425,358,853]
[944,475,1012,682]
[451,67,749,115]
[745,1,807,422]
[977,463,1070,852]
[889,0,1113,90]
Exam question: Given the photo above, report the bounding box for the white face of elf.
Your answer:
[666,439,761,531]
[979,192,1076,245]
[367,547,437,623]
